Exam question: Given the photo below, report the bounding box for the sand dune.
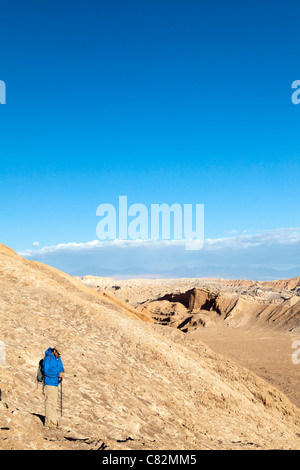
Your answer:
[0,244,300,450]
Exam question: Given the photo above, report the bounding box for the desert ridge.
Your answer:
[80,274,300,408]
[80,274,300,333]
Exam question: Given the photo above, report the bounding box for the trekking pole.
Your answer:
[60,378,63,428]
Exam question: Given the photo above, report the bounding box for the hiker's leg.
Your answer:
[44,385,58,427]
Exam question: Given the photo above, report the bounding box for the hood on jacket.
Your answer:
[45,347,54,357]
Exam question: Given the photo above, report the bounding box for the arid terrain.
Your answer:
[0,244,300,450]
[80,276,300,409]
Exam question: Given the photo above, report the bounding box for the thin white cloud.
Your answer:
[19,238,189,257]
[206,227,300,250]
[18,227,300,258]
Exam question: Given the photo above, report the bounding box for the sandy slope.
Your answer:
[0,244,300,450]
[81,276,300,409]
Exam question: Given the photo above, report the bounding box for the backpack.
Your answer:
[36,358,45,386]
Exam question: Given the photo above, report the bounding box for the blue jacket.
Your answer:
[42,347,64,387]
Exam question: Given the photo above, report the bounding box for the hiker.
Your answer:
[42,345,65,428]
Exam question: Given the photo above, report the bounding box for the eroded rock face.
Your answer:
[81,277,300,334]
[1,244,300,450]
[159,288,220,312]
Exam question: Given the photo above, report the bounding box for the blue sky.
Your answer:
[0,0,300,279]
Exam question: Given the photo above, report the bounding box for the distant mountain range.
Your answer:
[69,264,300,282]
